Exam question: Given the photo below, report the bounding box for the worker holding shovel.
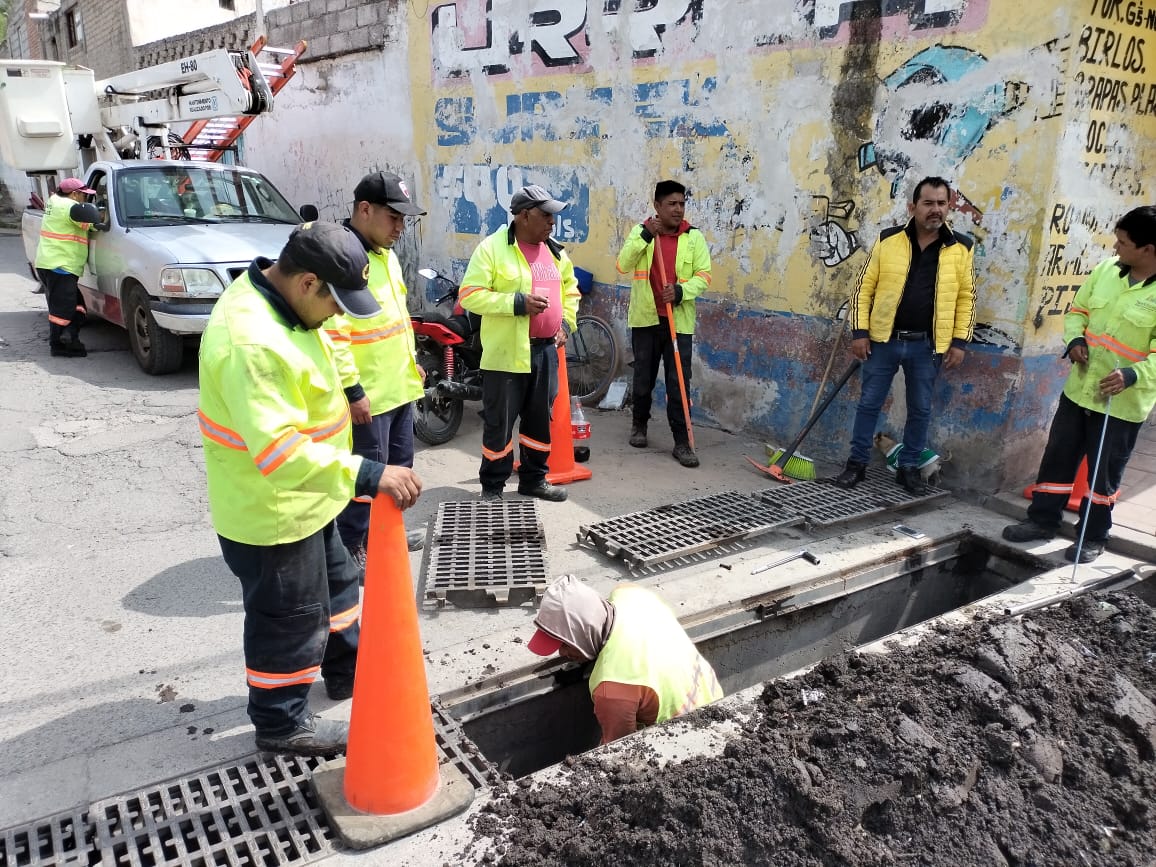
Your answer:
[616,180,712,468]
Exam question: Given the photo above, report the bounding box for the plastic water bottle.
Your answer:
[570,396,590,440]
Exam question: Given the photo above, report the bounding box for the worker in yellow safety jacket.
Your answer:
[459,184,581,503]
[325,172,428,567]
[1005,205,1156,564]
[34,177,97,357]
[527,575,724,744]
[616,179,712,468]
[198,221,422,756]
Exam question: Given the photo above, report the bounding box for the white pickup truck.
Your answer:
[24,159,304,373]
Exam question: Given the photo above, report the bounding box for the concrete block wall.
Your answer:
[45,0,136,77]
[135,0,401,68]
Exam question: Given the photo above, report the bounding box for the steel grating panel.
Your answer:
[577,491,803,571]
[757,467,948,526]
[421,501,548,607]
[0,703,496,867]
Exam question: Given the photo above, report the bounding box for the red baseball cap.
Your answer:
[59,178,95,195]
[527,627,563,656]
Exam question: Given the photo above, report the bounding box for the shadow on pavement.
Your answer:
[122,556,240,618]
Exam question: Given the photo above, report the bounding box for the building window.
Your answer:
[219,0,236,9]
[65,9,83,49]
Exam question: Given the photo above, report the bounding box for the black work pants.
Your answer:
[38,268,86,345]
[1027,393,1141,542]
[479,342,557,493]
[336,402,414,551]
[218,521,359,737]
[632,322,692,444]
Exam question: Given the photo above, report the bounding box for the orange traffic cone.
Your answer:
[1021,457,1115,514]
[312,496,473,848]
[546,344,592,485]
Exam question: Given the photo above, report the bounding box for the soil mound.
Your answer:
[475,593,1156,866]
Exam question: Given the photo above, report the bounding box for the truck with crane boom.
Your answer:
[3,42,310,373]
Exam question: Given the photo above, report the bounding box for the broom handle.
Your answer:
[774,359,861,469]
[652,236,695,450]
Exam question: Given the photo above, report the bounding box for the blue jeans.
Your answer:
[336,402,415,550]
[848,338,941,467]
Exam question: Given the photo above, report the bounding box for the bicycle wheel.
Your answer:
[567,314,619,406]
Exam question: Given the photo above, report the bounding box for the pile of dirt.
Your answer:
[473,593,1156,866]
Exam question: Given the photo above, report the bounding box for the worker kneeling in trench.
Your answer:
[527,575,724,744]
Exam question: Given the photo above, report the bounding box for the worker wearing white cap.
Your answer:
[527,575,724,743]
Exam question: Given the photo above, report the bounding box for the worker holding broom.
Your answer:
[834,176,975,495]
[617,180,712,468]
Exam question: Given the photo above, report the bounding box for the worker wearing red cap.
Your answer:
[527,575,723,743]
[34,177,98,357]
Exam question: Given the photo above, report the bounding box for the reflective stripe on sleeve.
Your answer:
[255,431,310,476]
[198,410,247,450]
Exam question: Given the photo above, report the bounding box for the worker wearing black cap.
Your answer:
[458,184,582,502]
[326,172,429,569]
[198,221,423,755]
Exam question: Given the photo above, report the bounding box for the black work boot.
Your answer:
[672,442,700,468]
[1001,520,1057,543]
[895,466,929,495]
[629,424,648,448]
[255,714,348,756]
[1065,541,1105,563]
[324,676,354,701]
[834,460,866,489]
[518,480,568,502]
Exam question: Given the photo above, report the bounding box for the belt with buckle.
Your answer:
[893,330,928,341]
[530,336,556,346]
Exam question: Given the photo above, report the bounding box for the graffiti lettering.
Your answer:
[432,0,981,78]
[1093,0,1156,27]
[1077,25,1146,72]
[812,0,967,38]
[434,80,726,146]
[433,164,589,242]
[1049,202,1105,235]
[1086,118,1110,153]
[1040,243,1086,277]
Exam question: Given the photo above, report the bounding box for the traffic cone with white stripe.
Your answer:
[311,496,473,848]
[546,344,593,485]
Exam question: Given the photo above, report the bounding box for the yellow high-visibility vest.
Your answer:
[34,194,91,276]
[198,270,361,545]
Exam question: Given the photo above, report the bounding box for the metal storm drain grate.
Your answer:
[578,491,803,572]
[1,702,496,867]
[421,500,548,607]
[757,467,947,526]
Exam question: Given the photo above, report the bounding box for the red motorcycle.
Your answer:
[411,268,483,445]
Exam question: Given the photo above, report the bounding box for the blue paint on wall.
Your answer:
[435,164,590,242]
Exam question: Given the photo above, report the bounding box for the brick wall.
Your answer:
[135,0,402,68]
[44,0,136,77]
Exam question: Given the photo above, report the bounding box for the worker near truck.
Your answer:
[1003,206,1156,563]
[527,575,724,743]
[198,221,422,756]
[34,177,98,358]
[459,184,581,503]
[616,179,712,468]
[325,172,428,567]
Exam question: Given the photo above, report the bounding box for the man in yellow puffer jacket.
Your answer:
[834,176,975,495]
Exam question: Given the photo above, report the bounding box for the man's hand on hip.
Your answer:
[1069,344,1089,365]
[850,337,871,361]
[942,346,965,371]
[350,396,372,425]
[377,466,422,510]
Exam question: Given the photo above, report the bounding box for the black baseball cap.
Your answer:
[281,222,380,319]
[353,171,426,216]
[509,184,567,215]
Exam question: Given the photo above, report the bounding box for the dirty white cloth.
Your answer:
[534,574,615,660]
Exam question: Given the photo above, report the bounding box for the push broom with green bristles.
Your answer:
[756,360,862,483]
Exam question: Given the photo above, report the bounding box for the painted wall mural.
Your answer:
[403,0,1156,484]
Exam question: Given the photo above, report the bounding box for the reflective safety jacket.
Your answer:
[198,270,360,545]
[324,245,424,413]
[850,221,976,354]
[616,223,711,334]
[34,193,92,276]
[589,585,724,726]
[1064,257,1156,423]
[459,225,580,373]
